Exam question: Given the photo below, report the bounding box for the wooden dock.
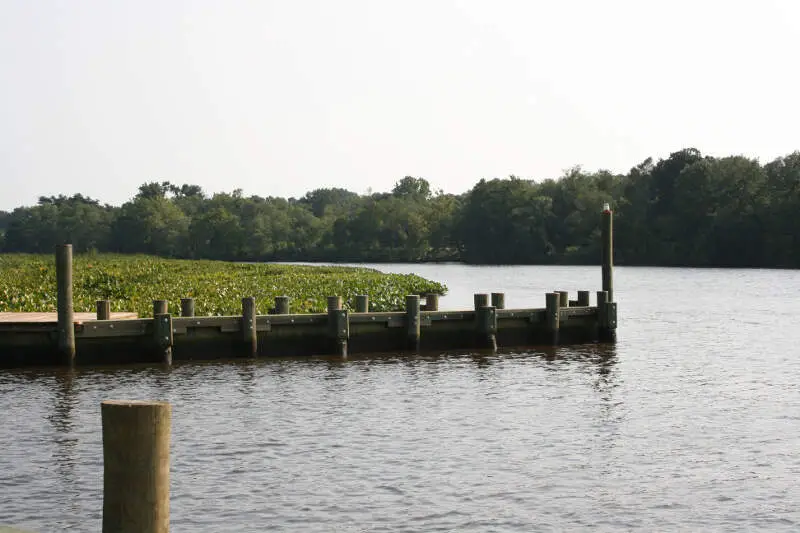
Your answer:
[0,312,138,323]
[0,208,617,368]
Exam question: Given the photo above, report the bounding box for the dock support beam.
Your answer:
[474,294,497,351]
[597,290,617,342]
[56,244,75,365]
[327,296,348,358]
[102,400,171,533]
[242,297,257,356]
[96,300,111,320]
[355,295,369,313]
[153,314,173,365]
[546,292,560,345]
[406,295,421,351]
[602,204,614,303]
[180,298,195,317]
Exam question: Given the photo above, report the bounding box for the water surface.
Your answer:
[2,265,799,531]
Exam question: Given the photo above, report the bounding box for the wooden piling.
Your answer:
[153,314,173,365]
[558,291,569,308]
[153,300,168,318]
[101,399,171,533]
[355,295,369,313]
[546,292,560,345]
[406,295,421,351]
[473,294,496,351]
[577,290,591,307]
[327,296,342,312]
[602,204,614,302]
[327,296,348,358]
[597,290,616,342]
[180,298,195,318]
[597,290,608,319]
[477,305,498,352]
[241,297,257,356]
[424,293,439,311]
[96,300,111,321]
[56,244,75,364]
[491,292,505,310]
[604,302,618,342]
[274,296,290,315]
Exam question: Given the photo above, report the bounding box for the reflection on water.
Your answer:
[49,370,80,520]
[3,264,800,532]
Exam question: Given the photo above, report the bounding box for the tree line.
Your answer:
[1,148,798,268]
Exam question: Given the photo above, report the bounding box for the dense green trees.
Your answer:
[4,195,115,253]
[2,149,799,268]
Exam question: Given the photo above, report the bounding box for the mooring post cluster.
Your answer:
[34,207,618,368]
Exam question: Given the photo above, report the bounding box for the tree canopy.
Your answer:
[2,150,799,268]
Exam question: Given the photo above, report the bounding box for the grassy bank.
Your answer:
[0,254,447,317]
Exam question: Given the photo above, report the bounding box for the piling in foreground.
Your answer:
[101,400,171,533]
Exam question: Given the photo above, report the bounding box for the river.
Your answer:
[1,264,799,532]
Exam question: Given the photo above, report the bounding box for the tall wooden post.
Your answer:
[355,295,369,313]
[242,297,257,356]
[101,400,171,533]
[56,244,75,364]
[601,203,614,302]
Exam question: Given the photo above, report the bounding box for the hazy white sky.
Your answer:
[1,0,798,210]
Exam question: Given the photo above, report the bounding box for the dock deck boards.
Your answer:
[0,312,138,323]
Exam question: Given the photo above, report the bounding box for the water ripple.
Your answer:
[3,266,800,531]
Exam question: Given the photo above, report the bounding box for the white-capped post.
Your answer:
[601,203,613,303]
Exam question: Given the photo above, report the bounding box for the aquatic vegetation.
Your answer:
[0,254,447,317]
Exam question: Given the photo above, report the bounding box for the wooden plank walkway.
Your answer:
[0,312,138,323]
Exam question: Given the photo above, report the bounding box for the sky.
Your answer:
[1,0,799,210]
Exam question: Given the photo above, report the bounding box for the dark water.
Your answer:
[2,265,799,532]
